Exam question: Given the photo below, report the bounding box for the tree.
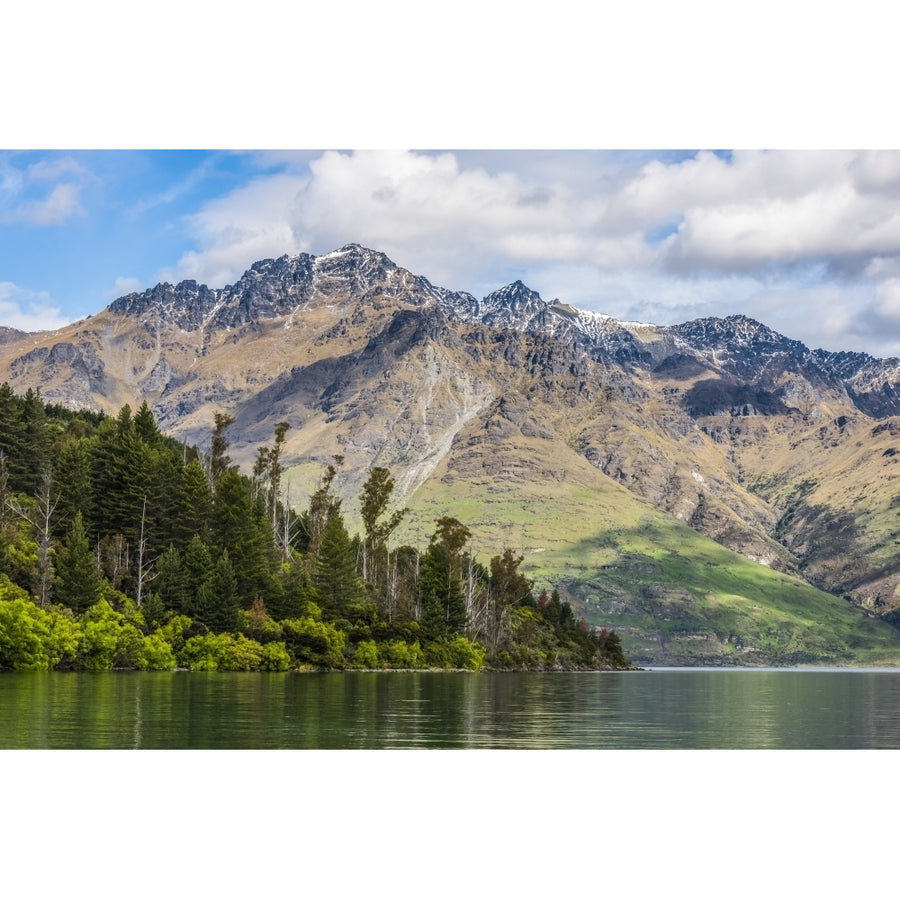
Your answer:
[267,421,290,534]
[419,517,472,638]
[19,389,50,496]
[313,507,366,613]
[133,401,162,447]
[55,511,101,613]
[90,407,153,542]
[209,412,236,485]
[486,549,533,654]
[7,468,58,607]
[0,385,26,493]
[154,545,187,614]
[211,469,274,603]
[205,551,239,631]
[182,534,214,618]
[359,466,407,607]
[300,456,343,563]
[172,458,212,550]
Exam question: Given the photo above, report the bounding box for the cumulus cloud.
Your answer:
[106,277,142,301]
[165,149,900,357]
[0,153,92,225]
[0,282,69,332]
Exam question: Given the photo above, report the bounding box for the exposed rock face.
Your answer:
[3,243,900,634]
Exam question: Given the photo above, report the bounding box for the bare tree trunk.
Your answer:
[135,497,155,607]
[8,468,58,608]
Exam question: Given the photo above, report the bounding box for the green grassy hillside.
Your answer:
[398,432,900,667]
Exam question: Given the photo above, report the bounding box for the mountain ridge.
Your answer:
[3,243,900,664]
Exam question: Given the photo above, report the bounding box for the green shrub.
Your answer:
[259,641,291,671]
[78,599,146,670]
[350,639,379,669]
[281,617,346,668]
[0,586,81,670]
[447,635,486,670]
[138,633,177,670]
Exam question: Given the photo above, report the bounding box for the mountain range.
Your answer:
[3,243,899,665]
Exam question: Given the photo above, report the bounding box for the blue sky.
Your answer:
[5,148,900,358]
[4,5,900,357]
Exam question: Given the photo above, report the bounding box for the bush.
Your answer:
[281,617,346,668]
[138,633,177,670]
[447,635,486,670]
[78,599,145,670]
[381,639,427,669]
[177,632,269,671]
[259,641,291,671]
[350,639,379,669]
[0,587,82,670]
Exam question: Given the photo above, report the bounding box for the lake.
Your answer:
[2,668,898,749]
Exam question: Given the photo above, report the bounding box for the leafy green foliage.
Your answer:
[0,389,635,671]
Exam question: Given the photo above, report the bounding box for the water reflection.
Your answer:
[1,670,897,749]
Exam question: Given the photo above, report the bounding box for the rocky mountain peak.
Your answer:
[477,280,548,329]
[669,314,806,354]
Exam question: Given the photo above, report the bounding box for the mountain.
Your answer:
[2,243,899,665]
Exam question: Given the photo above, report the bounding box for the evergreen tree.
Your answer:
[133,402,162,447]
[313,508,366,613]
[209,412,236,485]
[0,384,26,492]
[486,549,533,653]
[155,545,188,614]
[172,458,212,550]
[419,517,470,637]
[90,408,153,541]
[19,389,49,495]
[205,551,239,631]
[210,469,272,603]
[419,540,466,637]
[55,511,100,613]
[53,440,94,537]
[182,534,214,618]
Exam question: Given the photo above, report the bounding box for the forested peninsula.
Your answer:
[0,386,632,672]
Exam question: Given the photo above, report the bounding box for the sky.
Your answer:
[4,0,894,887]
[4,147,900,357]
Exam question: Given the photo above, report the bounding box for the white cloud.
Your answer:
[5,182,85,225]
[163,149,900,358]
[0,153,92,225]
[107,277,142,301]
[0,282,69,332]
[161,173,310,286]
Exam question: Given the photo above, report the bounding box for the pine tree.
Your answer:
[155,545,188,614]
[172,458,212,550]
[419,540,466,637]
[211,468,272,603]
[19,389,49,496]
[209,412,236,485]
[133,401,162,447]
[0,384,26,492]
[313,508,366,613]
[418,517,471,637]
[53,440,94,537]
[206,551,239,631]
[182,534,214,618]
[55,511,100,613]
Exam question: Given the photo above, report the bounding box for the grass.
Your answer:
[399,450,900,667]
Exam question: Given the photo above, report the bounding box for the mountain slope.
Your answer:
[2,244,899,664]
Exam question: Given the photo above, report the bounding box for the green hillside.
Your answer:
[398,434,900,666]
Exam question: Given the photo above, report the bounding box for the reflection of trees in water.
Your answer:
[2,671,899,749]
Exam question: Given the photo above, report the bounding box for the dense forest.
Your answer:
[0,384,632,672]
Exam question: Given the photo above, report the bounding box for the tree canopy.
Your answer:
[0,385,632,672]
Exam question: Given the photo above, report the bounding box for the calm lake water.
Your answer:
[1,668,898,749]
